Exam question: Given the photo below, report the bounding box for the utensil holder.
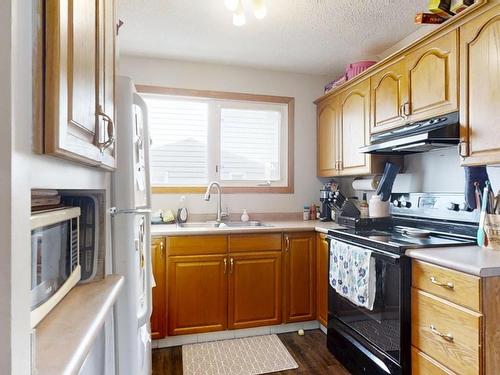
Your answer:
[484,214,500,250]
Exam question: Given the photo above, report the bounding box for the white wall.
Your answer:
[119,56,327,215]
[1,1,113,373]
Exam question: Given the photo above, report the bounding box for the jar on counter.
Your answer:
[369,195,390,218]
[303,206,310,221]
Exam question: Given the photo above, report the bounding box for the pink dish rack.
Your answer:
[346,60,377,80]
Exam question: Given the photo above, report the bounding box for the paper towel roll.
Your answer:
[352,176,381,191]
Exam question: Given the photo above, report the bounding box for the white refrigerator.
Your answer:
[112,76,153,375]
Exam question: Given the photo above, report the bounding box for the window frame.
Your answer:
[137,85,295,194]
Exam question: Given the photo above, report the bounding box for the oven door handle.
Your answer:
[326,236,401,262]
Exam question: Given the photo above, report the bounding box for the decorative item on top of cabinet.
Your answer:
[151,237,166,339]
[317,95,339,177]
[459,4,500,166]
[283,232,316,323]
[43,0,117,170]
[370,58,409,133]
[406,30,459,123]
[316,233,329,327]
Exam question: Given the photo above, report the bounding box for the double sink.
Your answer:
[177,221,272,229]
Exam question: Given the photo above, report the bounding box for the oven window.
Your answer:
[31,221,71,309]
[330,254,402,363]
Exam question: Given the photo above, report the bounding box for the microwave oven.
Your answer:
[30,207,81,328]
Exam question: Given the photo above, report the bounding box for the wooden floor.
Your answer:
[152,329,351,375]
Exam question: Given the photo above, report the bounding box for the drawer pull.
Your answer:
[430,325,454,343]
[430,276,454,290]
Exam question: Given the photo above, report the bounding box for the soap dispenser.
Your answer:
[241,209,249,222]
[177,196,189,223]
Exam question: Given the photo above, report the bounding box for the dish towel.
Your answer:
[329,239,377,310]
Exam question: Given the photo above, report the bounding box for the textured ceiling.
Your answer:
[118,0,428,77]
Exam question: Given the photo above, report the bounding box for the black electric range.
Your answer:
[326,193,478,375]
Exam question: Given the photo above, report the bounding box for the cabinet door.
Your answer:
[151,238,166,339]
[317,96,339,177]
[407,30,458,122]
[371,58,409,133]
[168,255,227,335]
[316,234,329,327]
[338,79,371,176]
[97,0,117,169]
[284,233,316,323]
[228,252,282,329]
[460,5,500,165]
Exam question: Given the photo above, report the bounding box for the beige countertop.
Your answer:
[406,246,500,277]
[151,220,344,236]
[35,275,124,375]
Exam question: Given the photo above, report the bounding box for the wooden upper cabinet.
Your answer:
[284,232,316,323]
[317,95,339,177]
[371,58,409,133]
[167,254,228,335]
[44,0,116,169]
[316,234,329,327]
[228,252,282,330]
[407,31,458,122]
[460,5,500,166]
[338,79,371,176]
[151,238,166,340]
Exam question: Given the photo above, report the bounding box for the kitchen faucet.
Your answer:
[204,181,227,222]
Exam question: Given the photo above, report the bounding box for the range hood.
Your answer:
[359,112,460,154]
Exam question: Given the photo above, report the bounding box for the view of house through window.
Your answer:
[142,91,291,191]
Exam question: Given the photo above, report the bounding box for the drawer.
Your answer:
[412,260,481,311]
[411,346,456,375]
[228,233,282,253]
[166,235,227,256]
[411,288,482,375]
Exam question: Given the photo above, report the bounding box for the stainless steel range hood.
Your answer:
[359,112,460,154]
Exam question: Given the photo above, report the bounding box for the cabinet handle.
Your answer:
[430,325,454,343]
[96,105,115,152]
[459,141,468,158]
[223,258,227,274]
[430,276,454,290]
[230,258,234,274]
[285,236,290,252]
[160,242,165,257]
[400,102,409,121]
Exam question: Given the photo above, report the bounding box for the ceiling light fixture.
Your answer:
[233,0,246,26]
[225,0,267,26]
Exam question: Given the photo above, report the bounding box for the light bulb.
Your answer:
[233,1,246,26]
[252,0,267,19]
[224,0,239,12]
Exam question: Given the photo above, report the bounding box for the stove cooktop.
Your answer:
[328,227,476,254]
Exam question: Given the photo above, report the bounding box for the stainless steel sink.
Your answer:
[177,221,272,229]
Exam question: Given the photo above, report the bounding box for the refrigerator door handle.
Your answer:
[109,207,152,216]
[137,213,153,328]
[133,92,153,211]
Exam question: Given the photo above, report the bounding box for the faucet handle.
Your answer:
[221,207,230,219]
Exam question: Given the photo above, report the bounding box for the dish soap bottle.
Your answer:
[177,196,189,223]
[241,209,249,222]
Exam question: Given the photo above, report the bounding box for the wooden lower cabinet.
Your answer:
[167,254,228,335]
[228,252,282,329]
[151,238,167,339]
[283,232,316,323]
[412,346,456,375]
[316,234,329,327]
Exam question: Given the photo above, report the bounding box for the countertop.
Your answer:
[35,275,124,375]
[406,246,500,277]
[151,220,344,236]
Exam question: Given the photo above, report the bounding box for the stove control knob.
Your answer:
[401,201,412,208]
[459,202,470,211]
[393,200,402,208]
[447,202,460,211]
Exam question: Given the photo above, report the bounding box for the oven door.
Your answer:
[327,236,411,374]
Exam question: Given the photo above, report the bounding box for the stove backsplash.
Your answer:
[340,147,500,198]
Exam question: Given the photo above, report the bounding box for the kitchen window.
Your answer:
[140,86,294,193]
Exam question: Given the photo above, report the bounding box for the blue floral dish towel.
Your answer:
[329,239,376,310]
